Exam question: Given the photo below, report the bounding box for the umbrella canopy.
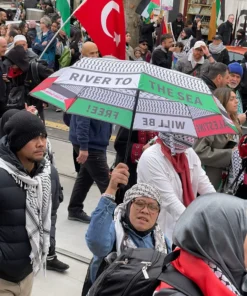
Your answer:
[30,58,237,138]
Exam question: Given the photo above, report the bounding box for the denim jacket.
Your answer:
[86,196,171,283]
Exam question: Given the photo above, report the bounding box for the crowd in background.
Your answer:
[1,1,247,296]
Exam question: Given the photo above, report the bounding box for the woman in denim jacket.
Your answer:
[83,163,171,295]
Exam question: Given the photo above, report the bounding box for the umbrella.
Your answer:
[30,58,237,161]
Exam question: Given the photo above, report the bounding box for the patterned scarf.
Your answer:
[209,42,226,55]
[0,158,52,274]
[114,183,167,256]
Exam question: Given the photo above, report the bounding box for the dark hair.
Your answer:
[19,21,27,34]
[161,34,173,43]
[9,30,18,38]
[71,29,82,44]
[176,42,184,50]
[185,20,193,26]
[206,63,229,80]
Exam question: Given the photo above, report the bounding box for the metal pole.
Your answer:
[39,0,85,60]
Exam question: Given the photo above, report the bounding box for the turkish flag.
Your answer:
[74,0,126,60]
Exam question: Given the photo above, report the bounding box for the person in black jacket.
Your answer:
[0,37,9,117]
[3,45,53,121]
[191,15,202,38]
[202,62,230,92]
[209,35,230,65]
[172,13,184,41]
[218,14,234,45]
[231,28,247,47]
[0,111,51,295]
[140,17,159,52]
[70,29,82,65]
[152,33,175,69]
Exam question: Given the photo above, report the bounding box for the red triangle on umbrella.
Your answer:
[31,77,58,93]
[65,98,76,110]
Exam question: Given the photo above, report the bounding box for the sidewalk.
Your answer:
[32,137,116,295]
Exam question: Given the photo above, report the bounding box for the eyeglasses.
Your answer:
[141,43,148,46]
[132,199,160,213]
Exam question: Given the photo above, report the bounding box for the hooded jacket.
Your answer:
[172,19,184,41]
[152,45,173,69]
[155,194,247,295]
[218,21,233,45]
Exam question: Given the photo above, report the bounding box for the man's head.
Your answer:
[193,41,206,61]
[0,37,7,57]
[40,16,52,32]
[180,27,192,40]
[13,35,28,50]
[228,62,243,89]
[160,33,174,50]
[124,183,161,232]
[4,110,47,166]
[5,30,17,44]
[212,35,223,46]
[81,42,99,58]
[185,20,193,28]
[206,63,230,88]
[177,13,183,22]
[195,15,201,23]
[0,12,7,24]
[228,14,234,24]
[237,29,245,40]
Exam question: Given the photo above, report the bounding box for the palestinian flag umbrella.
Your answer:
[30,58,237,159]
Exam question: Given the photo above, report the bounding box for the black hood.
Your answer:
[0,136,44,176]
[201,75,217,92]
[5,45,29,72]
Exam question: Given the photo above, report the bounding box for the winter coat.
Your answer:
[137,144,215,242]
[194,135,234,190]
[209,48,230,65]
[201,75,217,92]
[26,48,38,61]
[152,45,173,69]
[175,56,211,78]
[0,59,9,117]
[231,38,247,47]
[0,137,43,282]
[86,196,171,283]
[172,20,184,41]
[70,40,81,66]
[33,30,56,68]
[218,21,233,45]
[69,115,112,151]
[126,44,134,60]
[27,28,37,43]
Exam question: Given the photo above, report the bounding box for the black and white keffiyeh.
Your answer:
[206,260,240,295]
[114,183,167,256]
[0,158,52,274]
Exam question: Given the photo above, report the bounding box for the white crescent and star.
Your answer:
[101,1,121,46]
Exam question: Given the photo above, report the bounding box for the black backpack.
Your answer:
[88,248,204,296]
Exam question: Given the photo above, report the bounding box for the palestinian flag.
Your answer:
[136,0,160,20]
[56,0,70,36]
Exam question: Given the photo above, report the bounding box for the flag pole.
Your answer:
[39,1,85,60]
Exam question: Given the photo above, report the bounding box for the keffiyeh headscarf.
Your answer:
[114,183,167,255]
[159,132,195,155]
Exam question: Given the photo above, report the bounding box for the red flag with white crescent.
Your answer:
[74,0,126,60]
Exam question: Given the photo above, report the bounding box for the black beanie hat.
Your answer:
[4,110,47,152]
[0,109,20,138]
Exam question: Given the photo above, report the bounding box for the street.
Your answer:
[32,107,117,296]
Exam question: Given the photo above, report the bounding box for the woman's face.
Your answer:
[51,22,58,33]
[129,197,159,232]
[0,27,6,36]
[226,91,238,115]
[126,33,131,44]
[180,30,186,39]
[24,24,28,33]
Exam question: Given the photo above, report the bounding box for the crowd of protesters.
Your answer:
[1,1,247,296]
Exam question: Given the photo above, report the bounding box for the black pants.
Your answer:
[68,146,109,213]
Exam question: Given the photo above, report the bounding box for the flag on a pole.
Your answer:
[56,0,70,36]
[208,0,221,41]
[74,0,125,60]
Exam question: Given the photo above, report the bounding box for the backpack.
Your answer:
[88,248,180,296]
[58,47,72,68]
[6,85,26,110]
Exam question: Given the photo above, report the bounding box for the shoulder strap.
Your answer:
[185,63,201,75]
[30,60,41,86]
[159,265,203,296]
